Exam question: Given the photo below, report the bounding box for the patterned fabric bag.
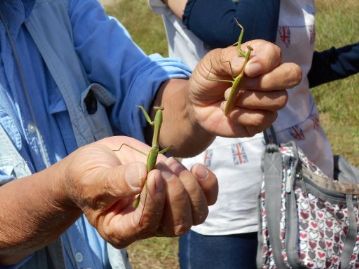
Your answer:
[257,141,359,269]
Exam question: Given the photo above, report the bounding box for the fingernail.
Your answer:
[194,164,209,181]
[246,62,262,76]
[126,164,145,191]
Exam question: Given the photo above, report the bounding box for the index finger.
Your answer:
[242,39,282,77]
[244,62,302,91]
[217,40,282,79]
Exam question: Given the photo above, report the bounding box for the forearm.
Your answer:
[0,160,80,265]
[152,79,214,157]
[163,0,187,18]
[180,0,279,47]
[308,42,359,88]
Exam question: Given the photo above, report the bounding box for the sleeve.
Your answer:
[183,0,280,48]
[69,0,191,142]
[308,42,359,88]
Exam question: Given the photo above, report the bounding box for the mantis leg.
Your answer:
[112,143,147,156]
[224,47,253,116]
[159,146,171,155]
[138,105,155,126]
[206,60,236,83]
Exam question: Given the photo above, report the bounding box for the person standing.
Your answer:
[149,0,359,268]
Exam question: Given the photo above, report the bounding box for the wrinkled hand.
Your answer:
[188,39,302,137]
[62,136,218,248]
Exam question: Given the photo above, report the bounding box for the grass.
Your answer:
[105,1,168,55]
[313,0,359,165]
[104,0,359,268]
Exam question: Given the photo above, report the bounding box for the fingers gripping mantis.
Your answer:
[207,18,253,116]
[113,106,170,222]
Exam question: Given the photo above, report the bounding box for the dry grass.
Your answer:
[127,237,179,269]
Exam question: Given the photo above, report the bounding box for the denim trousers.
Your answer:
[179,230,258,269]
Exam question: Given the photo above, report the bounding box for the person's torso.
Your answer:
[0,1,119,268]
[164,0,333,235]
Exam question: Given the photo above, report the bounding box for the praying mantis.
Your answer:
[113,105,170,222]
[207,18,253,116]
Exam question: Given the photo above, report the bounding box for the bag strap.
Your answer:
[262,144,289,268]
[263,126,278,145]
[341,194,357,268]
[286,186,306,269]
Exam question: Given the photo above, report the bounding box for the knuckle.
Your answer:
[174,223,192,236]
[249,114,266,127]
[247,111,276,131]
[294,65,303,83]
[193,210,209,225]
[287,64,303,87]
[109,238,131,249]
[273,44,282,59]
[273,91,288,110]
[260,42,281,64]
[138,221,158,236]
[171,186,188,202]
[262,41,281,56]
[102,227,128,249]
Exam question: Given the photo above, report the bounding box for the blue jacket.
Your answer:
[0,0,191,268]
[183,0,359,88]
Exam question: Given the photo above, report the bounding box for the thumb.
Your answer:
[103,162,147,198]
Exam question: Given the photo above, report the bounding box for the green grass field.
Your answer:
[106,1,359,268]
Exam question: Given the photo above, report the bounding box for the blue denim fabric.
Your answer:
[179,230,258,269]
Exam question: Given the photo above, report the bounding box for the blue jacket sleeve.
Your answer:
[183,0,280,47]
[70,0,191,142]
[308,43,359,88]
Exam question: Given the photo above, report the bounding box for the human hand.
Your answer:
[187,39,302,137]
[62,136,218,248]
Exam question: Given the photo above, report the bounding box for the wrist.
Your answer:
[49,156,82,213]
[159,79,214,157]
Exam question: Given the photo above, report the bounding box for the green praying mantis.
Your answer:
[113,105,170,223]
[207,18,253,116]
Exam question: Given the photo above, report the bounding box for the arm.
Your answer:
[153,40,302,157]
[0,137,217,265]
[69,0,300,157]
[0,162,80,265]
[165,0,280,46]
[308,42,359,88]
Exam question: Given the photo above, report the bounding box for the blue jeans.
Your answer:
[179,230,258,269]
